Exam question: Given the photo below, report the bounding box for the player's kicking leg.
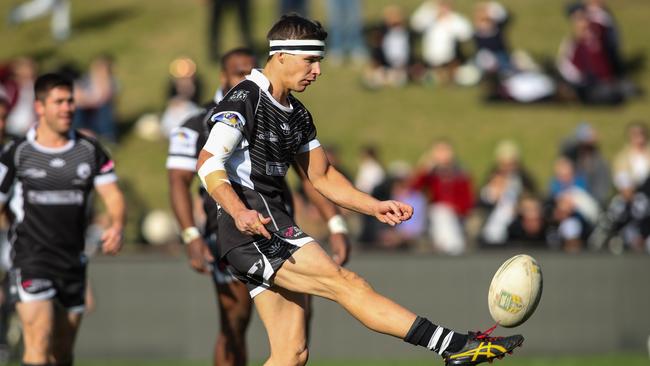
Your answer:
[272,242,523,365]
[212,266,252,366]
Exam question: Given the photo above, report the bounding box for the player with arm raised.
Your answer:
[167,47,350,366]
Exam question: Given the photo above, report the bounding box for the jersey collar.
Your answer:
[245,69,293,113]
[26,126,76,154]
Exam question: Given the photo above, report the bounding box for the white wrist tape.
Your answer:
[328,215,348,235]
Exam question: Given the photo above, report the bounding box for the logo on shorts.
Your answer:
[283,226,303,238]
[228,90,249,102]
[21,279,53,294]
[268,238,283,256]
[247,259,264,276]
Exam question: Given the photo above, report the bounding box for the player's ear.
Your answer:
[278,52,285,64]
[33,99,45,116]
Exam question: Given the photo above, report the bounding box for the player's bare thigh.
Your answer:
[272,242,364,301]
[16,300,55,362]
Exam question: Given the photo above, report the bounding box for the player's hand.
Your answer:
[186,238,214,274]
[373,200,413,226]
[329,233,350,266]
[101,225,123,255]
[235,209,272,239]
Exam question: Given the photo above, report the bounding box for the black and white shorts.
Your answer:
[225,225,314,297]
[9,268,86,314]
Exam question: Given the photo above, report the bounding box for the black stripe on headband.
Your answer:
[269,45,325,52]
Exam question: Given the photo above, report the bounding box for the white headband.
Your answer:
[269,39,325,57]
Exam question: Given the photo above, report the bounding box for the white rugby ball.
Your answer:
[488,254,543,327]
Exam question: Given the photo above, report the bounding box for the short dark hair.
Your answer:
[220,47,257,70]
[34,73,73,102]
[267,13,327,42]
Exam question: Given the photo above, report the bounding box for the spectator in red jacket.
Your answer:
[411,140,474,254]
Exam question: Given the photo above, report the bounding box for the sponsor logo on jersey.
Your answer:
[265,162,288,176]
[280,122,290,135]
[77,163,91,179]
[169,127,199,156]
[49,158,66,168]
[23,168,47,179]
[211,111,245,130]
[21,278,53,293]
[28,190,84,205]
[257,131,279,142]
[247,259,264,276]
[227,90,249,102]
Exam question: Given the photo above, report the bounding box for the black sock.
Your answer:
[403,316,468,355]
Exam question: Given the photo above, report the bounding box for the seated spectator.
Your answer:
[354,145,386,194]
[473,1,512,75]
[613,122,650,191]
[410,0,473,85]
[507,196,548,247]
[73,54,118,142]
[411,140,473,255]
[557,5,636,105]
[478,140,537,245]
[0,92,9,143]
[549,156,588,199]
[2,57,37,137]
[547,192,594,253]
[364,5,413,88]
[561,123,611,206]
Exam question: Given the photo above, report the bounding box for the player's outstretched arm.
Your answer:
[293,162,350,265]
[95,182,125,255]
[168,169,214,273]
[295,147,413,225]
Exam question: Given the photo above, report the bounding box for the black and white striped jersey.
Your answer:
[0,128,117,277]
[205,69,320,255]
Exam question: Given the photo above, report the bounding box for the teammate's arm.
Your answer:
[197,123,272,239]
[293,163,350,265]
[95,182,125,255]
[168,168,214,273]
[295,146,413,226]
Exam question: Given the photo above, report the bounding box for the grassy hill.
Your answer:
[1,0,649,242]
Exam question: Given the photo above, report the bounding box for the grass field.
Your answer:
[1,0,649,242]
[25,354,646,366]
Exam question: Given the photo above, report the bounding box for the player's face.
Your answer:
[36,86,75,134]
[222,55,256,91]
[283,53,322,92]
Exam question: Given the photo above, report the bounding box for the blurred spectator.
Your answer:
[411,0,473,85]
[326,0,367,67]
[478,140,537,245]
[549,156,588,199]
[557,5,636,105]
[364,5,414,88]
[280,0,308,17]
[579,0,623,77]
[473,1,512,75]
[561,123,611,206]
[161,57,202,137]
[354,145,385,194]
[8,0,70,41]
[73,54,118,142]
[612,122,650,191]
[411,140,473,255]
[0,94,9,143]
[548,191,593,252]
[507,196,548,247]
[207,0,254,62]
[2,58,37,137]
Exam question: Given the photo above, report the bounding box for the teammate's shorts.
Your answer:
[211,260,238,285]
[9,268,86,313]
[224,225,314,298]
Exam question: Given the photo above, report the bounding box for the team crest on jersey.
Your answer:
[211,111,245,131]
[77,163,91,179]
[280,122,290,135]
[228,90,249,102]
[49,158,66,168]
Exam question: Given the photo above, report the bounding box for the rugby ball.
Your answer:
[488,254,543,327]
